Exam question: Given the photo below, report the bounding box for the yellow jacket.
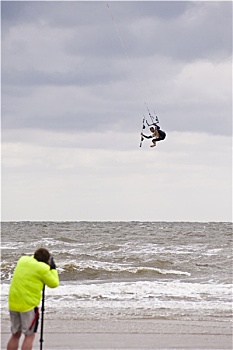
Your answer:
[8,255,59,312]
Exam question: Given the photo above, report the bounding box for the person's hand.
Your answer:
[49,257,56,270]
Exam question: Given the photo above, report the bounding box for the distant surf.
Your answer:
[1,221,232,322]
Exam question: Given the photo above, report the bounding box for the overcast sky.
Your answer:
[1,1,232,222]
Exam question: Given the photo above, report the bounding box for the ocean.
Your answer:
[1,221,232,323]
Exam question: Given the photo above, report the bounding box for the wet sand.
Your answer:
[1,319,232,349]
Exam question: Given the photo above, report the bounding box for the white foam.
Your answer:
[1,280,232,321]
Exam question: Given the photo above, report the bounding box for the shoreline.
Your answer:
[1,319,232,349]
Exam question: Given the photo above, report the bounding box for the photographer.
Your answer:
[7,248,59,350]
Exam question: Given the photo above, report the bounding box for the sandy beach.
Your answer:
[1,319,232,350]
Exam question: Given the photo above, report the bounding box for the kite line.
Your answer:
[106,3,131,66]
[106,2,150,107]
[106,2,161,148]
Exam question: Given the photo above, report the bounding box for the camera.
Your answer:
[48,256,56,270]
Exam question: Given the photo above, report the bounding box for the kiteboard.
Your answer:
[139,115,146,147]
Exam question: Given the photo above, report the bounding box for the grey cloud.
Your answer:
[1,1,189,25]
[2,2,231,61]
[2,63,126,87]
[1,2,112,28]
[1,1,232,137]
[106,1,192,21]
[1,108,119,133]
[113,2,232,61]
[64,26,126,58]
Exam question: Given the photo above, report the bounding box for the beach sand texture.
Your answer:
[1,319,232,349]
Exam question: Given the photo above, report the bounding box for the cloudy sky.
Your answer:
[1,1,232,222]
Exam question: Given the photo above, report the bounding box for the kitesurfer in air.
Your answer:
[141,123,166,147]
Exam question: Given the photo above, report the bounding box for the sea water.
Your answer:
[1,221,232,322]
